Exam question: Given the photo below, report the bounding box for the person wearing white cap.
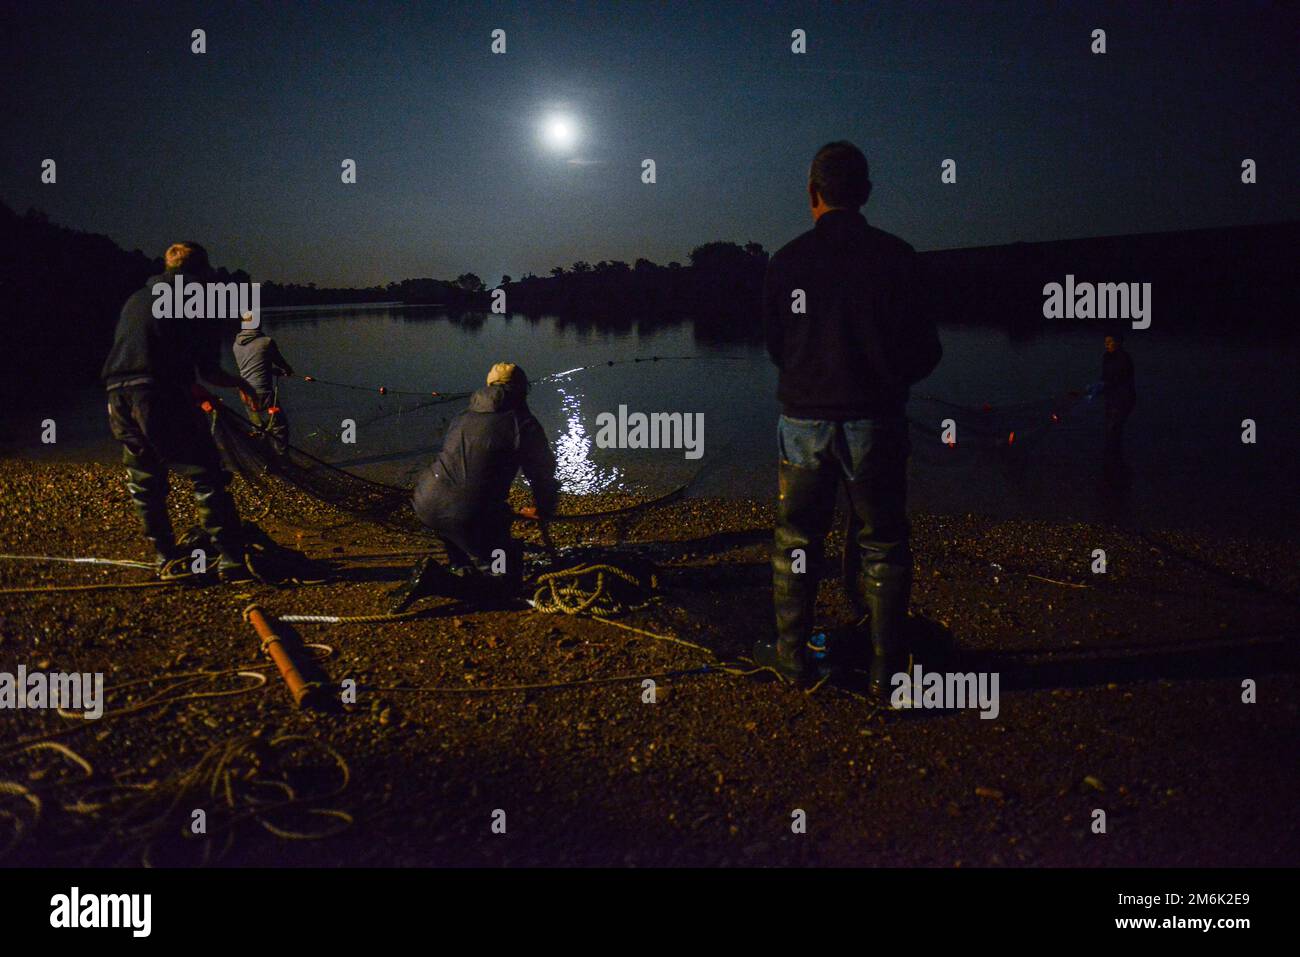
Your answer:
[391,362,559,611]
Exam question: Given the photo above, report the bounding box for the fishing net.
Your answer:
[164,521,333,585]
[210,402,434,535]
[204,357,1095,535]
[208,393,697,536]
[907,388,1093,464]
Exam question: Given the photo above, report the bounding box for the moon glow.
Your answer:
[541,114,578,152]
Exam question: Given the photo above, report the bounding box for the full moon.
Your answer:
[541,114,578,152]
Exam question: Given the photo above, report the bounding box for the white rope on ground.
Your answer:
[0,553,154,569]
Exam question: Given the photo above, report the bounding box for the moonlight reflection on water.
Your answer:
[552,383,620,495]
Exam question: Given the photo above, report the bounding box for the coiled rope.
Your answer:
[1,732,352,866]
[530,562,659,617]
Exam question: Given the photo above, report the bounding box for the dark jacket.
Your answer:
[233,329,294,397]
[763,210,941,420]
[101,271,225,392]
[413,383,559,521]
[1101,348,1136,411]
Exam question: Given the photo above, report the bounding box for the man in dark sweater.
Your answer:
[233,325,295,451]
[758,142,942,695]
[390,362,559,612]
[101,242,256,579]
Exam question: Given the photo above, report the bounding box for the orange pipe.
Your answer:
[243,604,323,709]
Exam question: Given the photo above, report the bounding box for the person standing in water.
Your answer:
[1100,332,1137,472]
[233,321,295,452]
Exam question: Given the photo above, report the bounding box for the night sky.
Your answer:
[2,0,1296,287]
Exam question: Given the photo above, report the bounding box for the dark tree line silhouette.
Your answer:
[3,197,1294,393]
[2,203,254,396]
[497,240,769,342]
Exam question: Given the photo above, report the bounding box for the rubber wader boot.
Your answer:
[127,473,176,571]
[474,538,524,609]
[757,461,833,684]
[193,481,245,575]
[843,472,915,677]
[840,479,875,671]
[864,562,912,704]
[389,557,461,613]
[149,537,181,573]
[841,507,865,621]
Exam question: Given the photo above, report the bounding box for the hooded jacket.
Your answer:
[763,210,941,420]
[413,382,559,521]
[233,328,294,397]
[101,272,225,391]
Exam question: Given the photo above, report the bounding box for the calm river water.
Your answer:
[27,306,1299,539]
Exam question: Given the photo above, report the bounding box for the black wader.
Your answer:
[107,385,244,568]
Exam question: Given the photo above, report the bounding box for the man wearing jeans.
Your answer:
[758,141,941,696]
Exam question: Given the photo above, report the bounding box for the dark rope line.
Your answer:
[213,401,709,525]
[223,357,1094,535]
[295,373,469,399]
[293,353,754,398]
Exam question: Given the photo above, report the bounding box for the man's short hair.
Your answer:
[809,141,871,208]
[164,241,211,275]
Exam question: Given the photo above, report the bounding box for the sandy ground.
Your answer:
[1,457,1297,867]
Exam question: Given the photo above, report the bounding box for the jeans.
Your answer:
[779,416,908,483]
[772,415,912,643]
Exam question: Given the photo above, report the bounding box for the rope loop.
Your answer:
[530,562,659,617]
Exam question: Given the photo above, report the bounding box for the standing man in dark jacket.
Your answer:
[233,325,295,451]
[1100,333,1136,472]
[758,141,942,696]
[101,242,257,579]
[391,362,559,611]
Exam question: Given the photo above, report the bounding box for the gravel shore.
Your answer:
[1,458,1297,866]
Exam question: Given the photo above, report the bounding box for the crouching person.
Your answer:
[390,363,559,612]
